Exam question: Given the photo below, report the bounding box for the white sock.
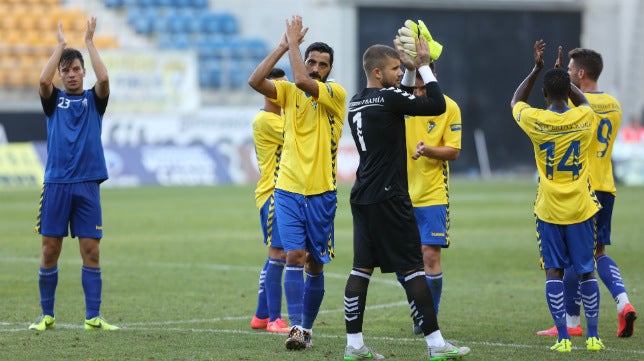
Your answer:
[347,332,364,349]
[616,293,630,312]
[425,330,446,348]
[566,314,581,328]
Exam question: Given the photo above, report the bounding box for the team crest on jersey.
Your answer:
[427,121,436,133]
[82,98,88,107]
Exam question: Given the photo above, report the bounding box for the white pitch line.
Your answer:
[6,325,642,356]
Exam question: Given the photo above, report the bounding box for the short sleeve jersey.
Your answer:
[405,95,462,207]
[348,83,446,205]
[41,87,109,183]
[512,101,601,224]
[271,80,346,195]
[585,92,622,195]
[252,109,284,209]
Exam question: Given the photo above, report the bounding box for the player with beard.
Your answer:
[248,15,346,350]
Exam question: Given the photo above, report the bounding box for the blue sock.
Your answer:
[302,271,325,330]
[580,278,600,338]
[596,255,627,299]
[427,273,442,314]
[81,266,102,320]
[284,265,304,327]
[563,266,581,318]
[265,258,285,321]
[38,266,58,317]
[545,278,569,340]
[254,259,269,319]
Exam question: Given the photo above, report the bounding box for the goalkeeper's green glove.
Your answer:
[417,19,443,61]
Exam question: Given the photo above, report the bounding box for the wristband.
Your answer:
[418,65,437,83]
[401,69,416,87]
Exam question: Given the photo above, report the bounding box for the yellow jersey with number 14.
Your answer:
[513,101,601,224]
[271,79,346,195]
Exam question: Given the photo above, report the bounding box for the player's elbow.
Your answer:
[447,149,460,161]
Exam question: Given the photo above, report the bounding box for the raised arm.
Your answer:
[569,82,590,107]
[40,22,66,99]
[510,39,545,108]
[248,33,289,99]
[285,15,319,96]
[85,17,109,99]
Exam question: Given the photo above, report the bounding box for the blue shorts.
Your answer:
[536,217,596,275]
[36,182,103,239]
[594,191,614,246]
[259,195,282,249]
[414,204,450,247]
[274,189,336,264]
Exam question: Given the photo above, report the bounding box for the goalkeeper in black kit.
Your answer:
[341,25,471,361]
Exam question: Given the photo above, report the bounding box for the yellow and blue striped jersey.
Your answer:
[584,92,621,195]
[252,109,283,209]
[406,95,461,207]
[271,79,346,195]
[513,101,601,224]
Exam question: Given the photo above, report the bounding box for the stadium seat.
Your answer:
[190,0,208,8]
[200,13,221,34]
[218,13,238,35]
[105,0,124,8]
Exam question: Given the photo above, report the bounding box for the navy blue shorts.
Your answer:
[414,204,450,247]
[274,189,336,264]
[594,191,614,246]
[259,194,283,249]
[536,216,596,274]
[36,182,103,239]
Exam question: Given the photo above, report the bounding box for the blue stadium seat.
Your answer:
[167,14,190,33]
[218,13,238,35]
[229,60,257,89]
[243,38,268,61]
[199,59,223,88]
[190,0,208,8]
[105,0,125,8]
[172,0,190,7]
[157,33,191,49]
[126,7,142,26]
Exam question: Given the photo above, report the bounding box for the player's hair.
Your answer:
[543,68,570,99]
[362,44,399,75]
[568,48,603,81]
[59,48,84,71]
[305,42,334,66]
[267,67,285,80]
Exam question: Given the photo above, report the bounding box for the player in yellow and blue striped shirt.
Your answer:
[511,39,604,353]
[397,67,462,334]
[537,47,637,339]
[248,15,346,350]
[249,68,291,334]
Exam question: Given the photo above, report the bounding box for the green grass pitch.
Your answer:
[1,178,643,360]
